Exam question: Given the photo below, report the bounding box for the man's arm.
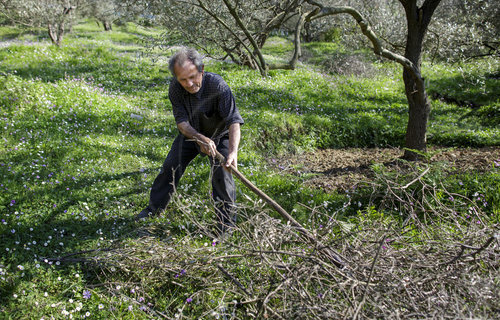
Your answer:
[177,121,216,157]
[225,123,241,169]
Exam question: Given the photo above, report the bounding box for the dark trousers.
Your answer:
[147,134,236,229]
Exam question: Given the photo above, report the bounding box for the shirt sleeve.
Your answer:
[218,81,244,126]
[169,80,189,124]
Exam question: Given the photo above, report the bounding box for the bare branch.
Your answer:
[221,0,268,75]
[306,0,422,80]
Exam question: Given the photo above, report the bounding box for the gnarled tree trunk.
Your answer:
[47,6,74,46]
[48,22,65,46]
[102,20,112,31]
[400,0,441,160]
[306,0,441,161]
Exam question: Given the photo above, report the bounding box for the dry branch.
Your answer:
[214,150,347,270]
[45,160,498,319]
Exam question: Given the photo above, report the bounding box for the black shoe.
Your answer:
[135,208,154,221]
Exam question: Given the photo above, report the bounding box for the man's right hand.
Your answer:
[177,121,217,157]
[195,133,216,157]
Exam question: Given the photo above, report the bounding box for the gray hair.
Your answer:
[168,47,204,76]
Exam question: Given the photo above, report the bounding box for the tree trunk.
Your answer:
[403,70,430,160]
[289,9,307,68]
[269,9,310,71]
[48,23,63,46]
[102,20,112,31]
[196,0,267,76]
[48,23,56,45]
[401,1,440,160]
[303,21,314,42]
[402,20,430,160]
[221,0,268,76]
[47,6,74,46]
[58,21,65,43]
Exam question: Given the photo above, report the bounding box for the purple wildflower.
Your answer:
[83,290,91,299]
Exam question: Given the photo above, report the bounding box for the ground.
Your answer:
[277,147,500,192]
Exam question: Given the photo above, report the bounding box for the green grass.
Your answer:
[0,26,24,39]
[0,21,498,318]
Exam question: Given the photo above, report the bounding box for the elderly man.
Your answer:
[137,48,244,234]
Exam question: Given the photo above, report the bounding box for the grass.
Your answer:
[0,21,499,318]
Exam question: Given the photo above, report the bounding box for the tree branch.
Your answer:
[216,263,253,297]
[195,0,266,75]
[214,149,347,269]
[420,0,442,31]
[305,0,422,81]
[222,0,268,75]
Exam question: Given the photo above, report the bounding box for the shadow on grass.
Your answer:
[427,72,500,107]
[0,31,23,41]
[0,210,157,307]
[0,110,181,307]
[0,158,221,309]
[3,64,168,96]
[237,85,408,148]
[0,112,223,306]
[237,85,407,116]
[0,45,169,96]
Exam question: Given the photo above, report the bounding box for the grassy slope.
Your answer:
[0,22,498,318]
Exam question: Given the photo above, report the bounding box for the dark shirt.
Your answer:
[169,72,244,139]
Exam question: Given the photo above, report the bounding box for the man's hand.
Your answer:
[225,151,237,170]
[196,134,216,157]
[177,121,216,157]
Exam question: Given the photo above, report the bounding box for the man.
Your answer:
[137,48,244,235]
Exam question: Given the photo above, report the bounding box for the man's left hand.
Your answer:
[225,152,237,171]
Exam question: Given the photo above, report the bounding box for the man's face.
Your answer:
[174,60,204,94]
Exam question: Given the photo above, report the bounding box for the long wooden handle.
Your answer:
[215,151,346,269]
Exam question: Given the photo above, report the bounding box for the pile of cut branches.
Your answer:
[48,163,499,319]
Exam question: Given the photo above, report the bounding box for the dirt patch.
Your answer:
[277,147,500,192]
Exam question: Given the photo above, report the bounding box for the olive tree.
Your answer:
[83,0,117,30]
[428,0,499,61]
[0,0,85,45]
[303,0,442,160]
[300,1,496,160]
[147,0,307,76]
[0,0,149,41]
[81,0,150,31]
